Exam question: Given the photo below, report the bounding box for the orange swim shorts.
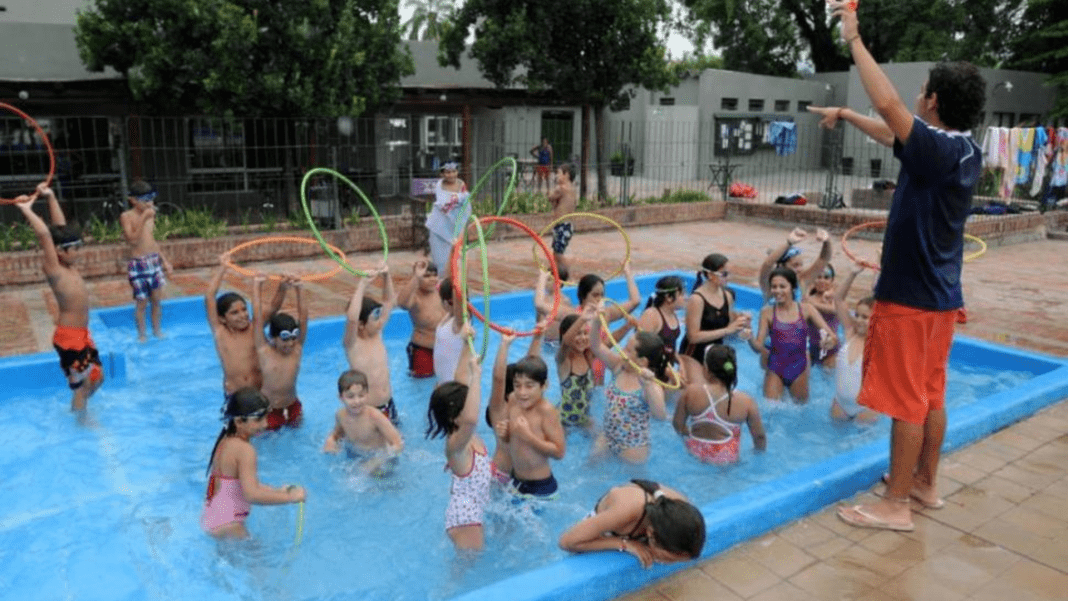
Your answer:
[857,300,956,425]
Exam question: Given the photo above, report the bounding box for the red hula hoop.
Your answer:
[451,216,562,337]
[841,221,885,271]
[0,102,55,204]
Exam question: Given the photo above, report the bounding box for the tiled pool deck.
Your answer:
[2,218,1066,601]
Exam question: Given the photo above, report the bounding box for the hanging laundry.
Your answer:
[1029,127,1052,197]
[1000,127,1019,198]
[1015,128,1037,185]
[767,121,797,156]
[1051,128,1068,188]
[982,126,1000,168]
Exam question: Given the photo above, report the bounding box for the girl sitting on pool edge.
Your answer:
[558,479,705,568]
[201,388,306,538]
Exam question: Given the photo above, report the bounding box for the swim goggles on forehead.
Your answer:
[58,239,84,250]
[275,328,300,341]
[133,191,157,203]
[778,246,802,263]
[220,406,269,421]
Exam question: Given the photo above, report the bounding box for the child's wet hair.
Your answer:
[554,264,570,283]
[646,275,684,309]
[207,387,269,474]
[559,314,581,342]
[768,267,798,292]
[358,297,382,324]
[426,381,469,439]
[631,479,706,559]
[513,355,548,386]
[215,292,246,317]
[704,344,738,391]
[438,277,454,304]
[338,369,368,394]
[268,312,297,337]
[486,363,519,428]
[856,296,875,310]
[49,224,82,247]
[577,274,604,304]
[692,253,728,292]
[635,331,669,379]
[557,162,575,181]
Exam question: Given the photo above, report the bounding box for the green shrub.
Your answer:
[86,213,123,244]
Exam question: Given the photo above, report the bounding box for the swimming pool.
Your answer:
[1,273,1066,601]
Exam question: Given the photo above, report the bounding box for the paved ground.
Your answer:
[2,218,1066,600]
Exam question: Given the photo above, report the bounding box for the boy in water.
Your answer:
[396,259,445,378]
[120,179,173,341]
[205,255,286,400]
[15,183,104,412]
[498,356,567,499]
[323,370,404,476]
[343,265,400,424]
[547,162,577,281]
[252,275,308,430]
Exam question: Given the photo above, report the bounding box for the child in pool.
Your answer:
[497,353,566,499]
[344,265,400,424]
[323,370,404,476]
[558,479,705,568]
[749,268,838,403]
[252,275,308,430]
[679,254,751,384]
[485,325,547,484]
[433,276,468,385]
[533,268,573,342]
[426,348,490,550]
[201,387,306,538]
[673,344,765,464]
[539,260,641,350]
[758,227,832,302]
[636,275,687,389]
[805,264,841,369]
[396,259,446,378]
[14,184,104,412]
[555,312,597,428]
[590,304,669,464]
[830,265,880,423]
[206,254,286,400]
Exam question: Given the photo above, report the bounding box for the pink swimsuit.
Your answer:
[683,386,741,465]
[200,473,251,532]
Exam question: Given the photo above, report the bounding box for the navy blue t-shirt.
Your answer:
[873,116,981,311]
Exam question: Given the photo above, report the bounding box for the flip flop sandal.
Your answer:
[836,504,915,532]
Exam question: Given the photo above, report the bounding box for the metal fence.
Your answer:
[4,112,1052,229]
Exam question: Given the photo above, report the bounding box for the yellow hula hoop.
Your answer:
[963,233,986,262]
[533,212,631,285]
[294,500,305,547]
[597,299,683,390]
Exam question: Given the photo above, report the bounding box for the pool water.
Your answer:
[0,274,1054,601]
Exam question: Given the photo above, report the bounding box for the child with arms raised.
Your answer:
[201,387,306,538]
[14,184,103,412]
[484,323,547,484]
[252,275,308,430]
[323,370,404,476]
[343,265,399,423]
[830,265,879,423]
[427,346,490,550]
[396,259,445,378]
[673,344,765,464]
[590,304,669,464]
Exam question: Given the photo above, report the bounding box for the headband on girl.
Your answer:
[778,246,802,264]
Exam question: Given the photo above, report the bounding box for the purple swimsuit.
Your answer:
[768,303,808,386]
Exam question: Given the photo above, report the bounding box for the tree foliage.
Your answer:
[680,0,1026,76]
[401,0,455,41]
[75,0,414,117]
[1006,0,1068,120]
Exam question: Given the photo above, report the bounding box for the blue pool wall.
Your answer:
[3,273,1067,601]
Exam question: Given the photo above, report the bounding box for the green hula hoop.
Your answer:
[300,167,389,277]
[450,156,520,246]
[450,215,491,362]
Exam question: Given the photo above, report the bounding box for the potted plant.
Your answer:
[609,148,635,176]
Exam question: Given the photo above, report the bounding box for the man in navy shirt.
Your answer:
[808,1,985,531]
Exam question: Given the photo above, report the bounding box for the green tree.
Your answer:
[438,0,675,200]
[402,0,455,41]
[75,0,414,117]
[680,0,1025,76]
[1006,0,1068,120]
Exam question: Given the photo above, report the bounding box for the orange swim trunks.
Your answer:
[53,325,103,389]
[857,300,956,425]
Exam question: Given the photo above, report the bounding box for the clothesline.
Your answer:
[981,125,1068,202]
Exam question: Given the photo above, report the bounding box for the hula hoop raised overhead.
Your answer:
[0,102,55,204]
[300,167,388,277]
[226,236,348,282]
[452,215,562,337]
[534,212,631,285]
[451,214,492,362]
[597,299,682,390]
[842,220,987,270]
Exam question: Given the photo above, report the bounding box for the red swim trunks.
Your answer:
[53,325,104,389]
[407,342,434,378]
[857,301,956,425]
[266,399,303,430]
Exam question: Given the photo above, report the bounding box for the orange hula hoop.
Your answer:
[451,216,562,337]
[0,102,55,204]
[226,236,348,282]
[840,221,885,271]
